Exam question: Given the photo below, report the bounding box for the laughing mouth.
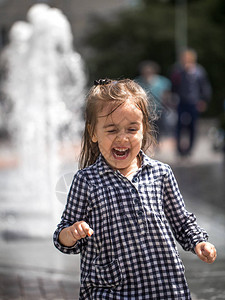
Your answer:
[112,147,129,159]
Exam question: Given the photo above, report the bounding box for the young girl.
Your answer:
[53,79,216,299]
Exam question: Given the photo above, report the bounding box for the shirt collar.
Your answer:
[140,150,155,169]
[95,154,113,175]
[96,150,154,176]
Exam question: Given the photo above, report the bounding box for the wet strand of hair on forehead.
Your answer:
[97,102,124,119]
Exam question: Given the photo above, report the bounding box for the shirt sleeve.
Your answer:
[163,166,208,253]
[53,170,90,255]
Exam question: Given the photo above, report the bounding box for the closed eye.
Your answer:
[107,129,117,133]
[128,128,138,132]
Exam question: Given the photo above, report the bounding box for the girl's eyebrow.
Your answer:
[103,121,140,129]
[103,123,115,129]
[130,122,140,125]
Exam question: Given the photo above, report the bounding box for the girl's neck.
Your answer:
[117,155,141,178]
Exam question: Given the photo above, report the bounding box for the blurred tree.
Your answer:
[84,0,225,116]
[188,0,225,116]
[85,1,175,80]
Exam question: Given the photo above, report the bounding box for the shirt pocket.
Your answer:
[84,258,123,288]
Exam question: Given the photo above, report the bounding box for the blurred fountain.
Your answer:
[0,4,86,237]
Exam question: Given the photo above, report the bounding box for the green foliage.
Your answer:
[84,0,225,116]
[187,0,225,115]
[85,3,175,79]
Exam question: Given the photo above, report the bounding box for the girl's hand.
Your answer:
[195,242,217,264]
[59,221,94,247]
[70,220,94,240]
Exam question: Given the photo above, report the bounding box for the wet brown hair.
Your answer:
[79,78,157,169]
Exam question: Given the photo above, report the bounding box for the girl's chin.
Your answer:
[104,155,130,169]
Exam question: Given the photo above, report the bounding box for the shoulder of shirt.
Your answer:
[144,155,172,174]
[157,75,171,83]
[195,64,207,76]
[140,152,173,178]
[73,158,109,186]
[73,164,98,185]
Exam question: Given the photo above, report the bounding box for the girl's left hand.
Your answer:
[195,242,217,264]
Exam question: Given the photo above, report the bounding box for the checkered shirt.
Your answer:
[53,151,208,299]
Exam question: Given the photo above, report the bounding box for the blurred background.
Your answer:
[0,0,224,299]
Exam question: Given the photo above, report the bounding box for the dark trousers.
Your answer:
[177,103,198,156]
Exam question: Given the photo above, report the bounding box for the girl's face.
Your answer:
[92,100,144,177]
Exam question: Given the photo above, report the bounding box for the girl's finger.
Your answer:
[87,228,94,237]
[76,223,87,238]
[210,248,215,258]
[202,244,211,256]
[206,249,216,264]
[71,228,82,240]
[80,222,94,237]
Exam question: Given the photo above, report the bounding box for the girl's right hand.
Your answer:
[59,221,94,247]
[70,220,94,241]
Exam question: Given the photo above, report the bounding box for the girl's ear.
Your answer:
[92,133,98,143]
[87,124,98,143]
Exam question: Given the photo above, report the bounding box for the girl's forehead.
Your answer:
[98,100,143,123]
[99,100,140,114]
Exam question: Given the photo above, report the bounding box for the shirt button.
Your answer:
[134,198,140,205]
[132,177,138,183]
[131,188,136,194]
[137,210,144,217]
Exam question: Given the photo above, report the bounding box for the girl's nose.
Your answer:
[115,131,128,142]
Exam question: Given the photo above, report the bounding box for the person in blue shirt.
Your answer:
[54,78,216,299]
[171,49,212,157]
[136,61,171,111]
[135,60,173,139]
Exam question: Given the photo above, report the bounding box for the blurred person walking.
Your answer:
[171,49,212,157]
[135,60,172,139]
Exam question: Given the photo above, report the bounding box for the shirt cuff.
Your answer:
[191,235,209,254]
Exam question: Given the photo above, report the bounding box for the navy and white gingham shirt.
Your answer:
[53,151,208,299]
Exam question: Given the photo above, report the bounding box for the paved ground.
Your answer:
[0,273,80,300]
[0,238,80,300]
[0,119,225,300]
